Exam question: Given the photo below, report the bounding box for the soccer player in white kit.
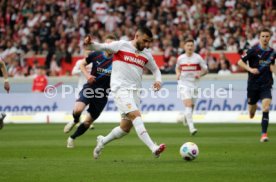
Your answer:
[175,39,208,135]
[84,27,166,159]
[71,59,92,91]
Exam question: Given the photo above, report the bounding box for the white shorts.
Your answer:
[177,85,198,103]
[112,89,141,116]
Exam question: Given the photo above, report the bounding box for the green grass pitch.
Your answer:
[0,123,275,182]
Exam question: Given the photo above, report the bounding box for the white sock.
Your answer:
[184,107,195,131]
[132,117,156,152]
[102,126,128,145]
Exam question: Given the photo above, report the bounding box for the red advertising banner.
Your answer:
[25,52,240,75]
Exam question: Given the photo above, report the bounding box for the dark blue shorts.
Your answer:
[77,87,108,120]
[247,87,272,105]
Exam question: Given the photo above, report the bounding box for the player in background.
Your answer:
[238,28,276,142]
[84,26,166,159]
[72,56,93,91]
[175,39,208,135]
[32,66,48,92]
[63,35,117,148]
[71,57,94,129]
[0,48,16,129]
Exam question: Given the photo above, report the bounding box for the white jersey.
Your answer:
[0,47,17,62]
[91,40,162,91]
[71,59,92,91]
[176,53,207,88]
[0,54,5,62]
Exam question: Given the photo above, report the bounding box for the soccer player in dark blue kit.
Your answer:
[64,35,117,148]
[238,28,276,142]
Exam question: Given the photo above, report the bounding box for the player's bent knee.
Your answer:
[73,108,83,115]
[121,126,132,133]
[184,100,193,108]
[185,104,193,108]
[262,107,270,112]
[83,121,91,127]
[120,120,132,133]
[127,111,141,121]
[84,120,93,126]
[262,103,271,113]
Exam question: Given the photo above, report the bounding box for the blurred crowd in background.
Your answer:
[0,0,275,77]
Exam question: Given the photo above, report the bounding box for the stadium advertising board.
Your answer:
[1,81,275,123]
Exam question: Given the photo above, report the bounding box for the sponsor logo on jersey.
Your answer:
[259,60,271,65]
[180,64,201,71]
[123,55,146,67]
[114,50,148,68]
[97,67,111,75]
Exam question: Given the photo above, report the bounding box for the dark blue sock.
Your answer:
[72,112,81,124]
[261,112,269,134]
[71,123,89,139]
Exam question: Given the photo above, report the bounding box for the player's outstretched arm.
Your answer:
[83,35,120,53]
[237,59,259,75]
[0,60,10,93]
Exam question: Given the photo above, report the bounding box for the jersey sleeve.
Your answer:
[145,55,162,83]
[90,40,123,54]
[241,48,254,63]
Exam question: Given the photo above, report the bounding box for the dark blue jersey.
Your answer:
[241,44,275,89]
[83,51,112,90]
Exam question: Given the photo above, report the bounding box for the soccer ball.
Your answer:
[180,142,199,161]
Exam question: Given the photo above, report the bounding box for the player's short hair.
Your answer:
[259,28,272,36]
[137,26,153,38]
[184,38,195,44]
[104,34,118,41]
